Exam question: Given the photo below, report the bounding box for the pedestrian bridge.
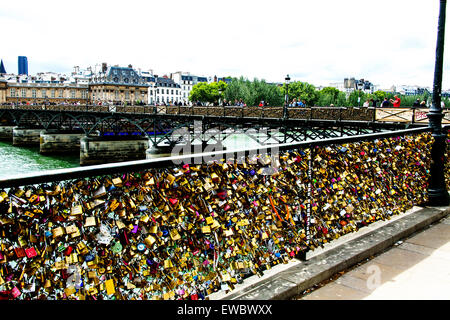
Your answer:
[1,104,449,124]
[2,104,437,165]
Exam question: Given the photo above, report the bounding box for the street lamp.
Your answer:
[284,74,290,118]
[427,0,449,206]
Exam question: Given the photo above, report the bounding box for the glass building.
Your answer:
[18,56,28,75]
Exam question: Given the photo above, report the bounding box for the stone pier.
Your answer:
[12,127,43,146]
[40,130,84,155]
[146,141,226,160]
[0,126,15,140]
[80,135,150,166]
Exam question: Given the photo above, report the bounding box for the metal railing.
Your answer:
[3,104,449,124]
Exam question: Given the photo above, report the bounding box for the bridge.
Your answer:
[1,104,447,165]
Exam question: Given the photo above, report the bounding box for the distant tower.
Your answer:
[18,56,28,75]
[0,60,6,74]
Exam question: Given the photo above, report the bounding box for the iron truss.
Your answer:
[0,106,420,147]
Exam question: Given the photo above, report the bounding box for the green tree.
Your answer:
[223,77,251,104]
[283,81,319,106]
[372,90,389,103]
[223,77,284,106]
[317,87,342,106]
[347,90,367,107]
[189,81,228,104]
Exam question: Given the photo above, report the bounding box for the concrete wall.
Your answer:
[80,136,149,166]
[12,127,43,146]
[0,126,15,140]
[40,130,84,154]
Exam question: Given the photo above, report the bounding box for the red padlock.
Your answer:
[14,248,26,259]
[64,246,73,256]
[25,247,37,259]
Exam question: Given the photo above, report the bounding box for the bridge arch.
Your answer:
[16,111,46,128]
[45,113,93,134]
[86,115,149,137]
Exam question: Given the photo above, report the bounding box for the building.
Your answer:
[170,71,209,104]
[330,77,375,94]
[89,63,149,105]
[69,66,93,85]
[3,71,89,104]
[0,60,6,74]
[18,56,28,75]
[144,75,181,105]
[0,79,7,103]
[395,85,431,96]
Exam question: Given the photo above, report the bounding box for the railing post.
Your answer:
[427,0,449,206]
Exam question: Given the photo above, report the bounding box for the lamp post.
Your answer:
[284,74,290,119]
[427,0,449,206]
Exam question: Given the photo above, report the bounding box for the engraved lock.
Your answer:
[71,205,83,216]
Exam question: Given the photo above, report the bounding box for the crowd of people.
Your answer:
[361,95,428,108]
[3,96,446,108]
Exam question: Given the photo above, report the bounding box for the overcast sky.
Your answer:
[1,0,449,89]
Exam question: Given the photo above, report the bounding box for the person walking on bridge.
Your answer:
[381,97,390,108]
[389,95,401,107]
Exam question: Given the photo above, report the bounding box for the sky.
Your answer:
[1,0,449,89]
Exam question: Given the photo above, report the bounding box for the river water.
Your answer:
[0,133,269,179]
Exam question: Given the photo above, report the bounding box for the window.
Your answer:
[71,90,76,99]
[21,88,26,98]
[10,88,16,97]
[125,91,130,100]
[51,89,55,98]
[59,90,64,98]
[32,89,37,98]
[41,89,47,98]
[171,89,174,95]
[115,90,119,100]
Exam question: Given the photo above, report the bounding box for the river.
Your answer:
[0,133,268,179]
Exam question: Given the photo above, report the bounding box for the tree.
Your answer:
[189,81,228,104]
[317,87,342,106]
[347,90,367,107]
[224,77,251,104]
[223,77,284,106]
[282,81,319,106]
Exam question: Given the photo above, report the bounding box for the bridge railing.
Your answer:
[1,104,450,124]
[0,125,443,300]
